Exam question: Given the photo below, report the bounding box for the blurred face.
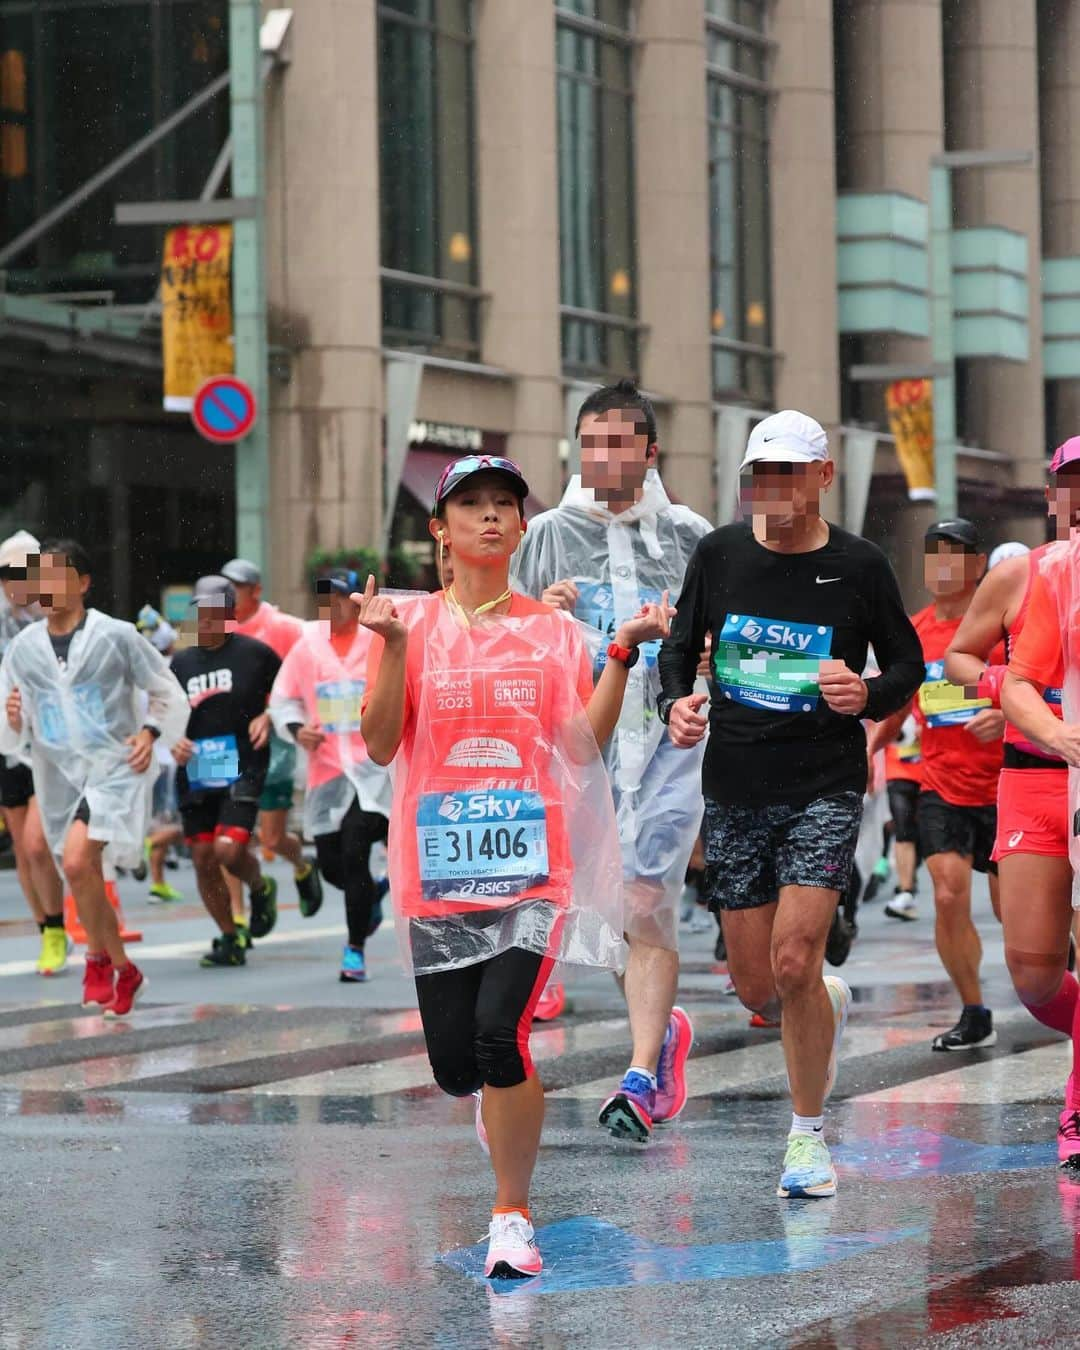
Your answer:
[0,566,34,609]
[232,581,261,621]
[924,540,984,598]
[579,409,655,501]
[1047,465,1080,539]
[430,472,523,567]
[30,553,87,612]
[743,461,833,528]
[317,589,359,629]
[196,599,236,646]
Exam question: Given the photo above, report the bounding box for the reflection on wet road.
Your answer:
[1,904,1078,1347]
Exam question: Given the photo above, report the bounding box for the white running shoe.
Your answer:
[823,975,852,1103]
[885,891,918,921]
[484,1211,542,1279]
[777,1133,838,1199]
[474,1090,489,1156]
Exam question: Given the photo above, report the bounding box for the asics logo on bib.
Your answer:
[437,793,526,824]
[445,737,522,769]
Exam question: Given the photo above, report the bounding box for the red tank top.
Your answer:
[1005,543,1065,758]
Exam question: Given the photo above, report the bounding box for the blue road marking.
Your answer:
[440,1216,925,1294]
[832,1128,1058,1180]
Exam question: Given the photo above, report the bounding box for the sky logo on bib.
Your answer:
[712,613,834,713]
[438,796,465,823]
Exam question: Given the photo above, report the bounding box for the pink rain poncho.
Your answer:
[364,592,626,977]
[269,620,391,837]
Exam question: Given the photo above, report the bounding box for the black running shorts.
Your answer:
[702,791,864,911]
[886,778,920,845]
[0,761,33,810]
[917,790,996,874]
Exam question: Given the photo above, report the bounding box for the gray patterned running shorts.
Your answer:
[703,792,864,911]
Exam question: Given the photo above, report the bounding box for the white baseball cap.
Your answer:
[740,410,829,471]
[0,530,40,571]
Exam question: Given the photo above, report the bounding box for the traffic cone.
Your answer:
[63,881,143,945]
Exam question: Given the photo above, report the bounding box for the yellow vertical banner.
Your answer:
[161,224,234,411]
[885,378,936,502]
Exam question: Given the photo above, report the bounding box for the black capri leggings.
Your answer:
[314,797,388,949]
[413,938,558,1097]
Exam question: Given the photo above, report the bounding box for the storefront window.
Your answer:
[378,0,479,359]
[706,0,774,404]
[556,1,638,377]
[0,0,229,301]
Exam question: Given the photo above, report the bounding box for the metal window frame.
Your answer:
[553,6,636,47]
[376,1,471,40]
[380,268,486,360]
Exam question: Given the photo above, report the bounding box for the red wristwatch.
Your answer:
[607,641,640,670]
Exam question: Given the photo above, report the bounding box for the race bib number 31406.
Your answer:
[417,789,549,902]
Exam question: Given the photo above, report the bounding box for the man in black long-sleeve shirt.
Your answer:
[659,409,923,1200]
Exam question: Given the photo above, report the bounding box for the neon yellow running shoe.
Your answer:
[148,882,184,904]
[37,926,72,977]
[777,1133,837,1199]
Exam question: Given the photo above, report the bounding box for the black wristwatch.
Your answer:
[141,724,161,740]
[606,641,640,670]
[657,696,677,726]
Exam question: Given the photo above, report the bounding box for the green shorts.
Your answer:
[259,778,295,813]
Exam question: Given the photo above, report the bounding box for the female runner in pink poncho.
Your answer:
[358,454,673,1280]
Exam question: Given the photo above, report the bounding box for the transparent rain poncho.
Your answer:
[1022,539,1080,906]
[269,620,391,837]
[0,611,189,867]
[0,590,39,771]
[513,470,712,949]
[375,593,626,977]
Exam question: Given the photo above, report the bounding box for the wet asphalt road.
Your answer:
[0,858,1078,1348]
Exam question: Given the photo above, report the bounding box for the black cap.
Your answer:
[190,575,237,608]
[925,518,982,552]
[315,568,359,598]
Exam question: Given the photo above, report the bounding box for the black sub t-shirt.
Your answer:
[171,634,281,800]
[659,522,924,807]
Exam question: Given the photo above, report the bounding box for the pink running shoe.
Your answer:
[1059,1106,1080,1168]
[534,982,565,1022]
[484,1212,543,1279]
[653,1006,694,1123]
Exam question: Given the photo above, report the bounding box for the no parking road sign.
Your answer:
[191,375,258,444]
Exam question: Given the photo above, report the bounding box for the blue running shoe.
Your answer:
[598,1070,655,1143]
[777,1134,837,1199]
[339,945,367,983]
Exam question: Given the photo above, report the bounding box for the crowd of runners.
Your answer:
[3,379,1080,1280]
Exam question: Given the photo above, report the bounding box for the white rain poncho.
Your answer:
[269,620,391,837]
[0,590,39,771]
[0,610,189,867]
[370,592,626,977]
[513,469,712,949]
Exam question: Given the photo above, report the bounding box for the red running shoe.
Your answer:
[749,1012,781,1029]
[104,963,147,1019]
[653,1006,694,1123]
[534,981,565,1022]
[82,953,114,1009]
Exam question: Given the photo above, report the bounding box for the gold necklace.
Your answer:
[446,583,512,623]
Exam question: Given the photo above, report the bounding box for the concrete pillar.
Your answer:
[945,0,1045,545]
[634,0,714,517]
[265,0,383,616]
[838,0,943,601]
[1040,0,1080,447]
[473,0,563,507]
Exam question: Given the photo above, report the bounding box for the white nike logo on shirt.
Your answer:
[816,576,841,584]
